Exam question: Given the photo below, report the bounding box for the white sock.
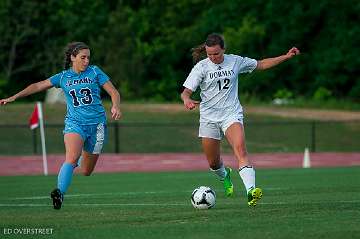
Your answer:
[210,164,227,181]
[239,166,255,193]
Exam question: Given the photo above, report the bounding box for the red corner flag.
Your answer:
[29,104,39,130]
[28,102,48,175]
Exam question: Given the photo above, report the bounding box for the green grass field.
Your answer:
[1,167,359,239]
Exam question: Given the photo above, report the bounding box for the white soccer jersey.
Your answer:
[183,54,257,122]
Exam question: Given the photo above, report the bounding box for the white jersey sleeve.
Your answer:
[235,56,258,74]
[183,62,205,92]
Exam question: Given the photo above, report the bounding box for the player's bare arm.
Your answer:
[256,47,300,70]
[102,81,122,120]
[0,79,53,105]
[181,88,199,110]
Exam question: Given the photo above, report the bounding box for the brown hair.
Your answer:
[63,42,89,69]
[191,33,225,63]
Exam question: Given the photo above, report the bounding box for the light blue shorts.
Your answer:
[63,122,107,154]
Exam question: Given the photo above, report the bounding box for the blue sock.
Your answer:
[57,162,75,194]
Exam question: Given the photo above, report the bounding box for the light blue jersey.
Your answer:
[49,65,109,125]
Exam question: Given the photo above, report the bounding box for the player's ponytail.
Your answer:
[191,44,206,63]
[191,33,225,63]
[63,42,89,69]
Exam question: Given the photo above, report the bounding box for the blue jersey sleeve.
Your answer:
[49,72,64,88]
[92,66,110,86]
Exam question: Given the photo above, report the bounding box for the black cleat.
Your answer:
[50,188,63,210]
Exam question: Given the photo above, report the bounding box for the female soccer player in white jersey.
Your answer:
[0,42,122,209]
[181,33,300,206]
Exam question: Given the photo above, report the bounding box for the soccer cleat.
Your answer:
[223,167,234,197]
[247,187,262,207]
[50,188,63,210]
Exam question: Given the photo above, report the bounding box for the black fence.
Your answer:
[0,121,359,155]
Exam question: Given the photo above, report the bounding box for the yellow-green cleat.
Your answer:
[247,187,263,207]
[223,167,234,197]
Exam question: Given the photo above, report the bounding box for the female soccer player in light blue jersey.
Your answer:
[0,42,121,209]
[181,33,300,207]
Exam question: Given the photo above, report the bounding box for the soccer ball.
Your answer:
[190,186,216,209]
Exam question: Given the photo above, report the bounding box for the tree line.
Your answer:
[0,0,359,102]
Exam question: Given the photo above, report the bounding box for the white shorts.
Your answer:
[198,114,244,140]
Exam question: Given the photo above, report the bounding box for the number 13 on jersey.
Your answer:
[69,88,93,106]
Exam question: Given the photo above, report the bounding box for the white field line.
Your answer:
[0,200,359,208]
[9,187,288,200]
[12,191,166,200]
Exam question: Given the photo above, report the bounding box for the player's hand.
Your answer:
[111,106,122,120]
[183,99,200,110]
[0,97,15,105]
[286,47,300,58]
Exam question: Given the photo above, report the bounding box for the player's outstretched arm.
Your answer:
[256,47,300,70]
[0,79,53,105]
[102,81,122,120]
[181,88,200,110]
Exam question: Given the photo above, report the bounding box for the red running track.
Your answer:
[0,153,359,176]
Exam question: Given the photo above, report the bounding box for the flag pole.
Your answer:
[37,102,48,176]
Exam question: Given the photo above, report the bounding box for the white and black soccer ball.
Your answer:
[191,186,216,209]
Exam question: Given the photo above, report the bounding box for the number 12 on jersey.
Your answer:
[217,78,230,91]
